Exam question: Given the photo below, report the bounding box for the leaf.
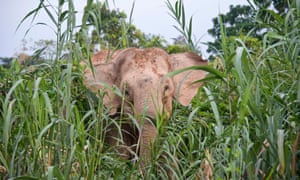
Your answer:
[203,87,223,137]
[181,2,185,29]
[175,1,179,18]
[15,0,45,33]
[60,10,69,22]
[59,0,64,6]
[234,47,247,85]
[188,16,193,41]
[277,129,285,176]
[187,107,199,130]
[47,166,64,180]
[239,76,256,120]
[173,25,185,36]
[14,176,39,180]
[42,4,58,27]
[0,151,8,172]
[3,99,16,156]
[167,65,226,82]
[192,75,222,84]
[42,92,54,118]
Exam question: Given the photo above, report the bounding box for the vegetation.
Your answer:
[0,0,299,179]
[77,1,167,55]
[206,0,290,54]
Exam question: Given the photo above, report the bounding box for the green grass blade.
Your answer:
[203,87,223,137]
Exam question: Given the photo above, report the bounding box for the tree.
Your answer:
[77,1,166,53]
[207,0,290,54]
[166,36,190,54]
[253,0,289,14]
[207,5,259,54]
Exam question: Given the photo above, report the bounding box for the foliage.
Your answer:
[165,36,191,54]
[166,0,198,53]
[0,57,13,68]
[194,0,300,178]
[30,39,57,60]
[77,1,167,54]
[207,0,292,54]
[207,4,259,54]
[166,44,190,54]
[252,0,290,14]
[0,0,299,179]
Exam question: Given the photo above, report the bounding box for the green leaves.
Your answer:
[166,0,196,51]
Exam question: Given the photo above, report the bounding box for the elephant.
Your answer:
[83,47,207,171]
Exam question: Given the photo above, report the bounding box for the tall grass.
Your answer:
[195,1,299,179]
[167,0,300,179]
[0,0,299,179]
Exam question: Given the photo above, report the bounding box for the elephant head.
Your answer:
[83,47,207,168]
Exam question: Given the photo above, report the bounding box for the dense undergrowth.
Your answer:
[0,0,299,179]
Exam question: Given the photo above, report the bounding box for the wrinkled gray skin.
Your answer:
[84,47,207,171]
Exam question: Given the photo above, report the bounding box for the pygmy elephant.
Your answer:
[83,47,207,169]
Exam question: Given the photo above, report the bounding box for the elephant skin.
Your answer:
[83,47,207,172]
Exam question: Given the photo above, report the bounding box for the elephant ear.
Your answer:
[169,52,208,106]
[84,62,120,115]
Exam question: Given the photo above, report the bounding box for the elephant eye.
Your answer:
[125,89,130,96]
[164,85,169,91]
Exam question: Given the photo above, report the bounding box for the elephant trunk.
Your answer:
[138,120,157,172]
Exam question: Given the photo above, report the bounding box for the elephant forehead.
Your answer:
[121,49,170,72]
[136,53,168,68]
[120,58,169,77]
